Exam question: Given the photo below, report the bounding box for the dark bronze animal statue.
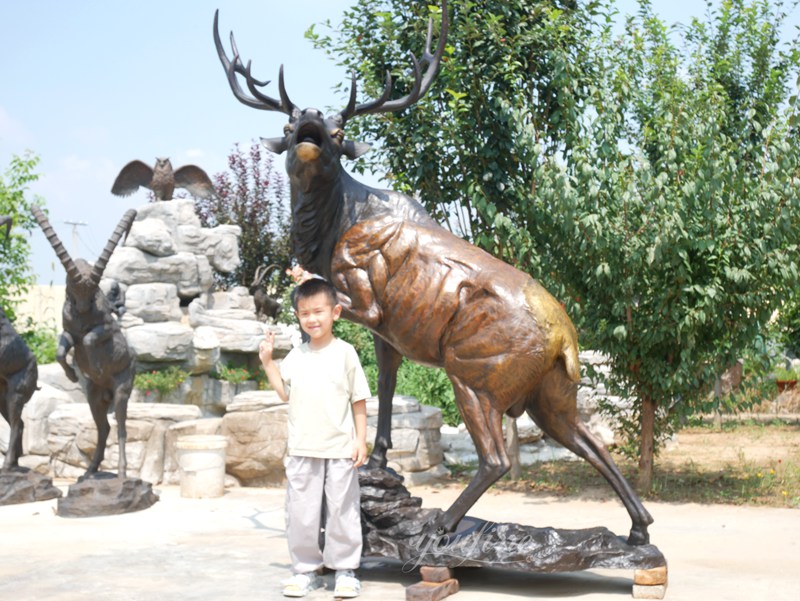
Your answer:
[214,0,653,545]
[111,157,216,201]
[249,264,281,321]
[32,206,136,479]
[0,216,38,470]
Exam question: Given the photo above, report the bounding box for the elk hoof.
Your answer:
[627,525,650,546]
[366,451,388,470]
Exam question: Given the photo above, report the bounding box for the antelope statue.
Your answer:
[32,206,136,479]
[249,264,281,321]
[0,216,38,470]
[214,0,653,545]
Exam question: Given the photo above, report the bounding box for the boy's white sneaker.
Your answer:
[334,570,361,598]
[282,572,322,597]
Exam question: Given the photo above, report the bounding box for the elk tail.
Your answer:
[561,335,581,383]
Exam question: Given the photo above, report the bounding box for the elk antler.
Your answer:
[90,209,137,284]
[213,10,298,119]
[31,205,81,282]
[335,0,449,125]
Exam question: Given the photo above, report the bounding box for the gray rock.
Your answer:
[125,322,194,362]
[36,362,85,402]
[187,299,264,353]
[134,198,201,231]
[127,217,176,257]
[124,283,182,322]
[366,395,420,417]
[56,474,158,517]
[221,404,288,486]
[0,470,62,506]
[22,383,74,455]
[105,248,212,298]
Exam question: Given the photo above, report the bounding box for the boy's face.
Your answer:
[295,291,341,346]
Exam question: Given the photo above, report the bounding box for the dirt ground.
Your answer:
[658,421,800,471]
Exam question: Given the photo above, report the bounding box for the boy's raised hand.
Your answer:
[259,330,275,364]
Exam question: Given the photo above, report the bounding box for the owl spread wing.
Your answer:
[173,165,217,200]
[111,160,154,197]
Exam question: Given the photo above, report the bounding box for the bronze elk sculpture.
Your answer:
[0,216,39,470]
[214,0,653,545]
[32,206,136,479]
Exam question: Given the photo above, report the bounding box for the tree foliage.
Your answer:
[307,0,596,250]
[313,0,800,489]
[195,142,292,293]
[0,151,42,323]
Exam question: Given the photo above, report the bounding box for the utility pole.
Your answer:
[63,220,87,257]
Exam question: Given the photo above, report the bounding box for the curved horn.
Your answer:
[0,215,11,241]
[255,263,280,286]
[90,209,137,284]
[31,205,81,281]
[252,264,266,285]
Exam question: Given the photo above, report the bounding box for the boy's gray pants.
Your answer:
[284,455,362,574]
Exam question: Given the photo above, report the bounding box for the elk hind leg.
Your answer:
[529,362,653,545]
[435,376,510,534]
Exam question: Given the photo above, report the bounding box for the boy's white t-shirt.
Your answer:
[280,337,371,458]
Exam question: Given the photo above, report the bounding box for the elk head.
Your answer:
[213,0,448,185]
[32,206,136,311]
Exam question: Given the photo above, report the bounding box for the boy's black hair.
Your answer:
[291,277,339,310]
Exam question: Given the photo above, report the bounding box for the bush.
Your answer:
[134,366,189,395]
[210,363,258,385]
[19,319,58,365]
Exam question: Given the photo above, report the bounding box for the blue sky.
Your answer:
[1,1,797,284]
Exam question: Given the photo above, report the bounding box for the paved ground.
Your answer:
[0,480,797,600]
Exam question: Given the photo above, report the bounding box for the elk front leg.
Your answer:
[57,332,79,383]
[368,336,403,468]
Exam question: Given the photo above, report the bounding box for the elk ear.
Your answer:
[261,137,288,155]
[343,140,372,160]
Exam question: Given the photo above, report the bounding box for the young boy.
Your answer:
[259,277,371,598]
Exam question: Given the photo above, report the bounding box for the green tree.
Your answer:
[314,0,800,491]
[523,0,800,490]
[0,151,42,322]
[307,0,597,250]
[195,142,292,294]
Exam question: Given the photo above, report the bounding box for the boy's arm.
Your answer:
[351,399,368,467]
[258,331,288,402]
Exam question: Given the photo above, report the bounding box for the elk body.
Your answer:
[215,0,653,545]
[32,206,136,479]
[0,216,38,470]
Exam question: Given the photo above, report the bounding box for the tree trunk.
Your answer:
[505,417,522,479]
[637,394,657,493]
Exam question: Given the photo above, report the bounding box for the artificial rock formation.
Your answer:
[102,199,291,398]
